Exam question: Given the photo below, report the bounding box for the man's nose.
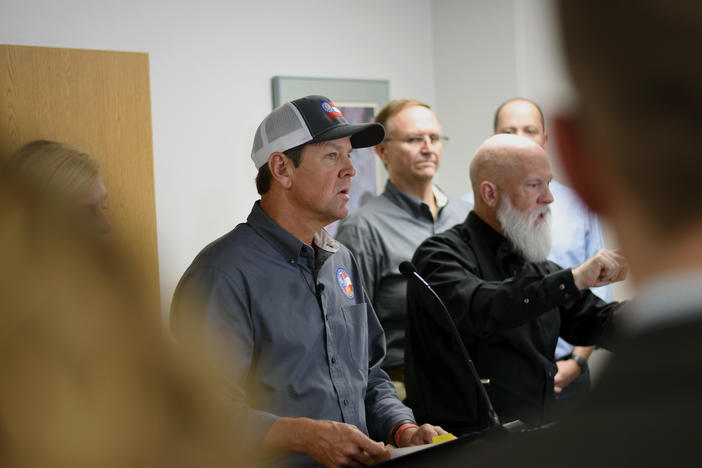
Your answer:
[419,136,434,153]
[541,185,554,204]
[342,154,356,177]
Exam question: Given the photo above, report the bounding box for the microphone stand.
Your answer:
[400,261,503,431]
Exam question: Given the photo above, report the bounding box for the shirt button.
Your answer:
[523,298,530,304]
[559,284,566,290]
[288,258,295,264]
[343,399,349,406]
[331,357,336,364]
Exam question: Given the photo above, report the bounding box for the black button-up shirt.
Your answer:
[405,211,618,434]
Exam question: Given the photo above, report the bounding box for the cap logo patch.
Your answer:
[336,267,354,300]
[321,100,344,119]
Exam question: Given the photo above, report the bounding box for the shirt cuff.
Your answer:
[553,268,580,303]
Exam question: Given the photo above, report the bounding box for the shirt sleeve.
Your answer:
[413,238,581,339]
[559,288,619,348]
[170,266,278,448]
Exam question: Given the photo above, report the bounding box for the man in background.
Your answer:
[336,99,469,397]
[493,97,612,404]
[405,134,625,434]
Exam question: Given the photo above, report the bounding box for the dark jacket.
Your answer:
[461,316,702,467]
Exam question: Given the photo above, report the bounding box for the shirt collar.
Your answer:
[383,180,449,219]
[247,202,340,265]
[433,185,449,209]
[314,229,340,253]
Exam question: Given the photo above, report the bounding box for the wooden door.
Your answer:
[0,44,160,311]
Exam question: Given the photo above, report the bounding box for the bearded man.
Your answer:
[404,134,626,435]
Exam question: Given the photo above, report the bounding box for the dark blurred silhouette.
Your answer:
[443,2,702,467]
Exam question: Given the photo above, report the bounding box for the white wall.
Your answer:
[432,0,518,197]
[1,0,438,319]
[431,0,632,300]
[2,0,631,317]
[432,0,575,197]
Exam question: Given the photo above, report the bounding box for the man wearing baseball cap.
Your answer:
[171,95,445,467]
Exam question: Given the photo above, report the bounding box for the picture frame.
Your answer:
[272,76,389,110]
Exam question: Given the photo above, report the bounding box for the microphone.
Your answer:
[399,260,502,430]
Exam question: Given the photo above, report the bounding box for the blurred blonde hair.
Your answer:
[5,140,101,199]
[0,174,250,467]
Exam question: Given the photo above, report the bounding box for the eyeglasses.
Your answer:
[384,134,449,147]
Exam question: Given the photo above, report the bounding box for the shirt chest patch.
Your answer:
[335,267,355,300]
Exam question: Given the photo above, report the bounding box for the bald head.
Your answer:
[494,98,548,148]
[470,134,554,260]
[470,134,549,195]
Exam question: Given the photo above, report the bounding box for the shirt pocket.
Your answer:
[340,303,369,373]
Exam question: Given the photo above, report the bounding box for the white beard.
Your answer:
[496,196,552,263]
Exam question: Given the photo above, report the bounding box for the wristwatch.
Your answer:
[570,354,589,375]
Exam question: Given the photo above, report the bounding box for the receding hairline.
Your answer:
[493,97,546,133]
[375,99,432,136]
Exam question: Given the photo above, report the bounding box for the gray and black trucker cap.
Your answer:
[250,95,385,169]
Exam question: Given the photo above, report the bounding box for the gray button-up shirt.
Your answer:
[171,202,413,465]
[336,181,471,369]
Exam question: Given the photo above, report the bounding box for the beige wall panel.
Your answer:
[0,44,159,311]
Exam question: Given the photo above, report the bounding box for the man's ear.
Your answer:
[553,114,605,214]
[479,181,499,208]
[375,143,389,168]
[543,132,549,149]
[268,152,293,189]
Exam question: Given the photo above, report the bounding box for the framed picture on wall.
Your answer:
[272,76,389,235]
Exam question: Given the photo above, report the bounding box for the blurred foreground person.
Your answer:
[5,139,111,234]
[451,2,702,467]
[0,174,249,467]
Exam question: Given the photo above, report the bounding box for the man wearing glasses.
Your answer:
[336,99,470,398]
